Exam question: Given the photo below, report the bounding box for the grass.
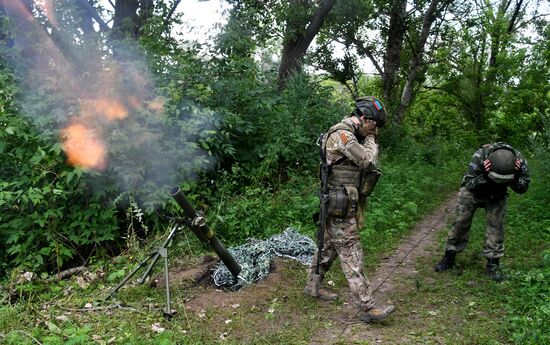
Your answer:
[0,259,329,344]
[0,149,547,344]
[351,157,550,345]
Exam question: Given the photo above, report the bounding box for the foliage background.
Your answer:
[0,0,549,343]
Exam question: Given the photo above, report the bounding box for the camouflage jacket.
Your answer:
[322,117,378,170]
[461,142,530,200]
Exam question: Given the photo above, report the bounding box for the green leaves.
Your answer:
[107,269,126,282]
[0,73,121,273]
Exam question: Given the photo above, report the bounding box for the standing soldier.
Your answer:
[304,96,395,322]
[435,142,530,281]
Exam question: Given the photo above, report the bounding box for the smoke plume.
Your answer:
[0,0,216,205]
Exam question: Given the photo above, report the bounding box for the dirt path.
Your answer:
[170,194,458,343]
[310,194,458,344]
[371,195,458,301]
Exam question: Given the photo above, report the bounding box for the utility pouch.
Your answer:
[327,187,348,218]
[327,186,359,218]
[360,169,381,197]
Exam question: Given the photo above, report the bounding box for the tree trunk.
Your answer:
[138,0,155,29]
[383,0,407,105]
[395,0,454,124]
[111,0,139,40]
[75,0,110,32]
[277,0,337,89]
[77,3,96,35]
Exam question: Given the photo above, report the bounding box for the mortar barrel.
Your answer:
[170,187,241,279]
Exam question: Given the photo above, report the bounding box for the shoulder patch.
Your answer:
[339,132,349,145]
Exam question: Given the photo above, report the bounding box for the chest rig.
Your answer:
[319,122,381,218]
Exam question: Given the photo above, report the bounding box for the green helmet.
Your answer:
[487,148,517,184]
[354,96,387,127]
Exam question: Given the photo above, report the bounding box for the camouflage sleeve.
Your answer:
[510,152,530,194]
[362,135,379,165]
[335,130,377,170]
[462,148,489,191]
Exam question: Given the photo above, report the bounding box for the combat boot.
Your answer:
[304,273,338,301]
[486,258,503,282]
[435,250,456,272]
[358,304,396,323]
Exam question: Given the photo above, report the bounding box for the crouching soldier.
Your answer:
[304,96,395,322]
[435,142,530,281]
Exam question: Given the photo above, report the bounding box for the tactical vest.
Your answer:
[321,121,381,218]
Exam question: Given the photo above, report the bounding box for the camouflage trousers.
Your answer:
[307,215,374,310]
[445,187,508,259]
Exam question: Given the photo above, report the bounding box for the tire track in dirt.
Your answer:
[310,194,458,344]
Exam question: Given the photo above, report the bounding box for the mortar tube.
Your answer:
[170,187,241,279]
[170,187,209,243]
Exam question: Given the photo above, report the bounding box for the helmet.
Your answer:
[487,148,516,184]
[354,96,386,127]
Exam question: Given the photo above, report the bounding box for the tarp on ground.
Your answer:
[212,228,316,290]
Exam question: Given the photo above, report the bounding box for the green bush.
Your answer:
[502,156,550,344]
[0,71,120,272]
[0,48,222,273]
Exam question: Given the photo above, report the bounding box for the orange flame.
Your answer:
[81,98,128,121]
[147,97,164,113]
[61,98,129,169]
[61,123,106,170]
[127,96,143,110]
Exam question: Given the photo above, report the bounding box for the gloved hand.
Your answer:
[359,119,378,138]
[483,158,521,172]
[483,159,491,172]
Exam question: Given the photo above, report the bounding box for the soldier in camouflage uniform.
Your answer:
[435,142,530,281]
[304,96,395,322]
